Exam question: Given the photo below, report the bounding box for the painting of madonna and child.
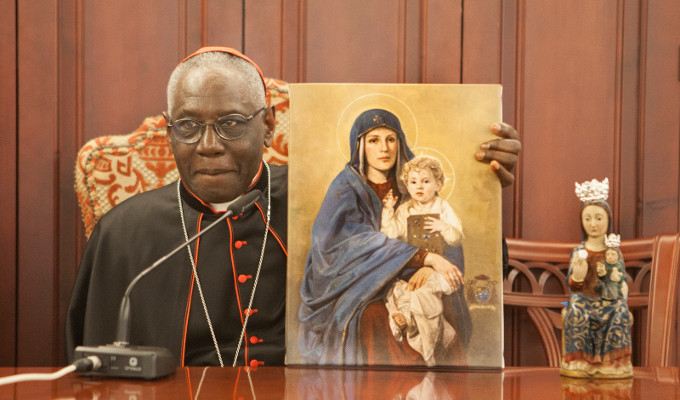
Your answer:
[286,84,504,368]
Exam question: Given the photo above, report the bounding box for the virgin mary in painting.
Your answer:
[297,108,472,366]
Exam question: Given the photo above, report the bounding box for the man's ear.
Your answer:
[263,105,276,147]
[162,112,174,145]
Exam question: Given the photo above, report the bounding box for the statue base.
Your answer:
[560,359,633,379]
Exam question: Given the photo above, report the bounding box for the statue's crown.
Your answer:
[605,233,621,248]
[575,178,609,203]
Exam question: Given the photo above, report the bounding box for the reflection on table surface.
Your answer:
[1,366,678,399]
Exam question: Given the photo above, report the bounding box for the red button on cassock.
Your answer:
[238,274,252,283]
[249,336,262,344]
[244,308,258,316]
[249,359,263,368]
[235,240,247,249]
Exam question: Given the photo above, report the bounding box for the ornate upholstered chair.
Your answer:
[503,234,680,367]
[75,78,289,238]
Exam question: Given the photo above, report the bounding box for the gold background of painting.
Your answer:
[286,84,503,368]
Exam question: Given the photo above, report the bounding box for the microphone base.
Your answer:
[74,344,176,379]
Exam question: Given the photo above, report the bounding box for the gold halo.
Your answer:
[406,147,456,202]
[335,93,418,161]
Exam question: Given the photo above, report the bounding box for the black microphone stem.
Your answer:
[114,190,262,346]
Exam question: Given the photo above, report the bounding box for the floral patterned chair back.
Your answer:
[75,78,290,238]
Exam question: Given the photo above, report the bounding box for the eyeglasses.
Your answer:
[163,106,268,144]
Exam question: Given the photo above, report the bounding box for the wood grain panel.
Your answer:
[519,0,620,241]
[640,0,680,236]
[17,0,59,366]
[500,0,521,238]
[81,0,181,140]
[303,0,403,82]
[0,0,17,367]
[57,0,82,369]
[618,0,642,238]
[244,0,284,78]
[462,0,501,84]
[423,0,462,83]
[279,0,302,82]
[204,0,243,51]
[403,0,422,83]
[185,0,203,52]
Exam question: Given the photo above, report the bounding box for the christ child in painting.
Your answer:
[381,155,464,365]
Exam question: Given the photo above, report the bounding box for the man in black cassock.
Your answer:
[66,46,521,367]
[66,47,288,367]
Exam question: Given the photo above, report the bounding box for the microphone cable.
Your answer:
[0,356,101,386]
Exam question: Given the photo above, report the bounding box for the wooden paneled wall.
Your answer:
[0,0,678,366]
[0,0,17,368]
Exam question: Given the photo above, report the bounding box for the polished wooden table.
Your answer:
[1,366,678,399]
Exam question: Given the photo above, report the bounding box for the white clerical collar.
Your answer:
[210,198,236,212]
[210,169,261,212]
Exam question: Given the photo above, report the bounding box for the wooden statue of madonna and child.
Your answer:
[561,177,633,379]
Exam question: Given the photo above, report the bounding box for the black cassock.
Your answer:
[66,163,288,367]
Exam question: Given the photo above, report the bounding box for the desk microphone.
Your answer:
[74,189,263,379]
